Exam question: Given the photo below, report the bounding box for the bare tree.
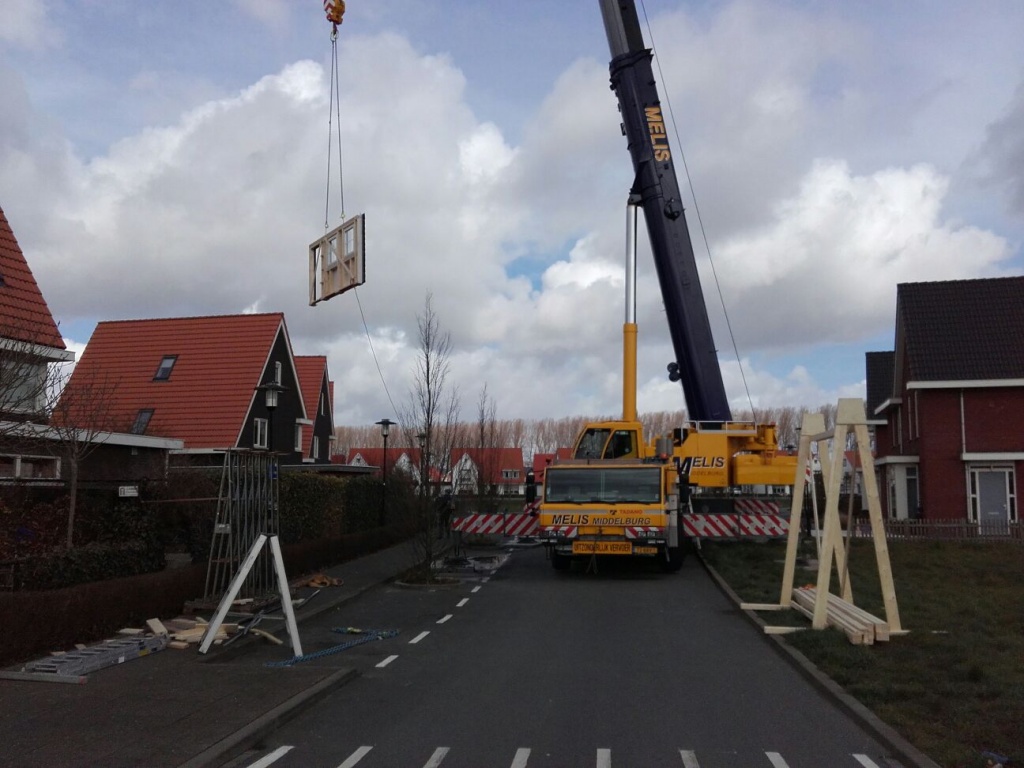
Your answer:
[46,368,121,548]
[474,383,501,510]
[402,293,460,579]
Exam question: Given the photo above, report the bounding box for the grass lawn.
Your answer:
[700,538,1024,768]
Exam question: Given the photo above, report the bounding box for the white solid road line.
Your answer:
[246,745,293,768]
[597,748,612,768]
[423,746,450,767]
[456,598,469,607]
[679,749,700,767]
[853,757,882,768]
[436,614,452,624]
[409,631,430,644]
[335,745,373,768]
[766,753,790,768]
[509,747,531,768]
[376,654,398,668]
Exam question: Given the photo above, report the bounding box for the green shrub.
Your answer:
[18,540,166,591]
[279,473,344,543]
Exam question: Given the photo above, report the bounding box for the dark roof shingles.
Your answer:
[898,277,1024,381]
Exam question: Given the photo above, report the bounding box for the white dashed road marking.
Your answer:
[766,753,790,768]
[456,598,469,607]
[375,654,397,668]
[335,745,373,768]
[246,745,292,767]
[436,614,452,624]
[423,746,449,767]
[853,757,882,768]
[509,747,531,768]
[679,749,700,767]
[471,586,481,593]
[597,748,612,767]
[409,631,430,644]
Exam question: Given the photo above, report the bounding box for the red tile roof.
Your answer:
[0,206,66,350]
[58,313,288,448]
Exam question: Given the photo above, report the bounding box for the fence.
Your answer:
[852,519,1024,543]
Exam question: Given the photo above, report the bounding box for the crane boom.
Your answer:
[599,0,731,423]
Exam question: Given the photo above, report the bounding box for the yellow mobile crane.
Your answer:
[532,0,797,571]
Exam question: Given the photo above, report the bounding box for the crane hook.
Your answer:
[324,0,346,29]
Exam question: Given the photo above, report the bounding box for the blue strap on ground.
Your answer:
[264,628,399,668]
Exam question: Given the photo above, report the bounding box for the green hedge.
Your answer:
[17,540,166,591]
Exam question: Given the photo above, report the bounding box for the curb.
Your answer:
[698,554,942,768]
[176,667,358,768]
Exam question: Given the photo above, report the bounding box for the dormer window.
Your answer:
[153,356,177,381]
[131,409,154,435]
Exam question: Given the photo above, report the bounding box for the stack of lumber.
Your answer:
[118,617,238,649]
[791,587,890,645]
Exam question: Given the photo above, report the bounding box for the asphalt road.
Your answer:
[229,546,900,768]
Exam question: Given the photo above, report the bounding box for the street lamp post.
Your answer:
[375,418,395,527]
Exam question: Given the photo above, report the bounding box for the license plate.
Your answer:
[633,546,658,555]
[572,541,633,555]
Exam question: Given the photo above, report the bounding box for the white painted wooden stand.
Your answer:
[198,534,302,657]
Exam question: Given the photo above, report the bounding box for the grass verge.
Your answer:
[701,538,1024,768]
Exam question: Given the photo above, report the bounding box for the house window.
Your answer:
[254,418,268,449]
[294,424,303,451]
[312,436,320,460]
[0,454,59,479]
[131,409,154,435]
[153,356,177,381]
[274,361,282,385]
[502,469,520,480]
[319,392,325,416]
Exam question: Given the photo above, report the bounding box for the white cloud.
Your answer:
[712,159,1012,351]
[0,0,54,48]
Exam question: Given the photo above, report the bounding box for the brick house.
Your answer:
[450,447,526,496]
[866,277,1024,528]
[57,313,333,468]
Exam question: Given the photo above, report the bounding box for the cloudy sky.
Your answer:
[2,0,1023,428]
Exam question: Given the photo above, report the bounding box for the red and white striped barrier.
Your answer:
[682,513,788,538]
[733,498,781,515]
[452,513,539,537]
[454,511,788,539]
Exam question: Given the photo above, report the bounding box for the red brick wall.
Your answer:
[916,388,1024,520]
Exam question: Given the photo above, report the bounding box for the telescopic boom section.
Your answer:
[599,0,732,423]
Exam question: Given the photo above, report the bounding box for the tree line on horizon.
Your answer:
[334,403,840,463]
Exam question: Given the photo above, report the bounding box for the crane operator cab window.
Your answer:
[573,428,638,460]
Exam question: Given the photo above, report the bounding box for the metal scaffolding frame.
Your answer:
[203,450,280,602]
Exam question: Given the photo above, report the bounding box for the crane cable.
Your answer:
[638,1,755,417]
[324,6,346,229]
[321,1,401,421]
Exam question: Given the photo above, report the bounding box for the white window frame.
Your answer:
[311,435,320,460]
[254,418,268,449]
[274,361,282,384]
[294,424,303,452]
